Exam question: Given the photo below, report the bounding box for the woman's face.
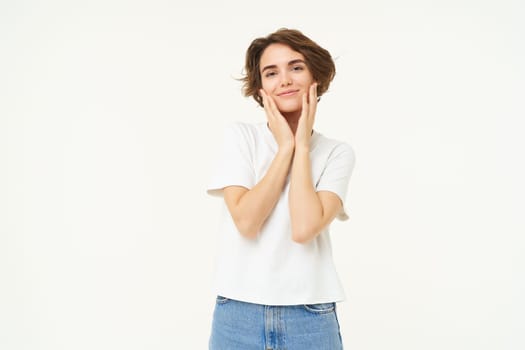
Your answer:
[259,43,315,114]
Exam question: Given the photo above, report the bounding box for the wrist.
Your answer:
[277,144,294,157]
[294,143,310,153]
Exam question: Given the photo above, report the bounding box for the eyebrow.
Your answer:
[261,59,306,73]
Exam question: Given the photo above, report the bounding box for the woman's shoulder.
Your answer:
[314,131,355,155]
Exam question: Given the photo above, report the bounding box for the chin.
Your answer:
[276,101,302,114]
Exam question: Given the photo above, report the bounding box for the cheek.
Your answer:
[302,70,315,84]
[261,79,275,92]
[303,75,315,86]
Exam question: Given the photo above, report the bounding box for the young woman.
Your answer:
[207,28,356,349]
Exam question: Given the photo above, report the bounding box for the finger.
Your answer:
[260,89,268,108]
[267,94,284,122]
[259,88,265,101]
[259,89,267,108]
[309,83,318,121]
[260,89,275,121]
[301,91,308,120]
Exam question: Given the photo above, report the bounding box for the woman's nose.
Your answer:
[280,73,292,86]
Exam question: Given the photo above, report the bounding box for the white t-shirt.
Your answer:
[207,121,355,305]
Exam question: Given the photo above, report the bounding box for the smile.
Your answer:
[277,90,299,97]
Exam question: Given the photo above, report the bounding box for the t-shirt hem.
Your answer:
[207,183,253,197]
[213,289,346,306]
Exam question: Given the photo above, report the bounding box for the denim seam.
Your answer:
[303,303,335,314]
[216,295,230,304]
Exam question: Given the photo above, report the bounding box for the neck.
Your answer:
[282,110,301,134]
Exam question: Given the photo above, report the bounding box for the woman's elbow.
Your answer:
[291,225,320,244]
[233,218,260,239]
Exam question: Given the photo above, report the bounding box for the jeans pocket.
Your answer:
[216,295,231,305]
[303,302,336,314]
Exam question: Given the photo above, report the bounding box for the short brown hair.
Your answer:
[241,28,336,107]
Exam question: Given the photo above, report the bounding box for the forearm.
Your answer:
[288,145,324,243]
[230,147,294,237]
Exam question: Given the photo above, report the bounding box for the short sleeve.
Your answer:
[207,122,256,197]
[316,143,356,220]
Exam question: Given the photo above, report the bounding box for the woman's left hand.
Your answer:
[295,83,318,148]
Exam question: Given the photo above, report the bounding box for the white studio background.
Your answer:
[1,0,523,349]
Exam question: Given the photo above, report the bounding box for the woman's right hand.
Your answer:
[260,89,295,152]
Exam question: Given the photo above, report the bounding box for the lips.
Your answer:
[277,89,299,96]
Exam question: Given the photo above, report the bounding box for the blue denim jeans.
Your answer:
[209,296,343,349]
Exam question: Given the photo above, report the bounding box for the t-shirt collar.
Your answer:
[261,122,320,152]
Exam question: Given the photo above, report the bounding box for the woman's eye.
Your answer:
[292,66,304,71]
[265,71,277,78]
